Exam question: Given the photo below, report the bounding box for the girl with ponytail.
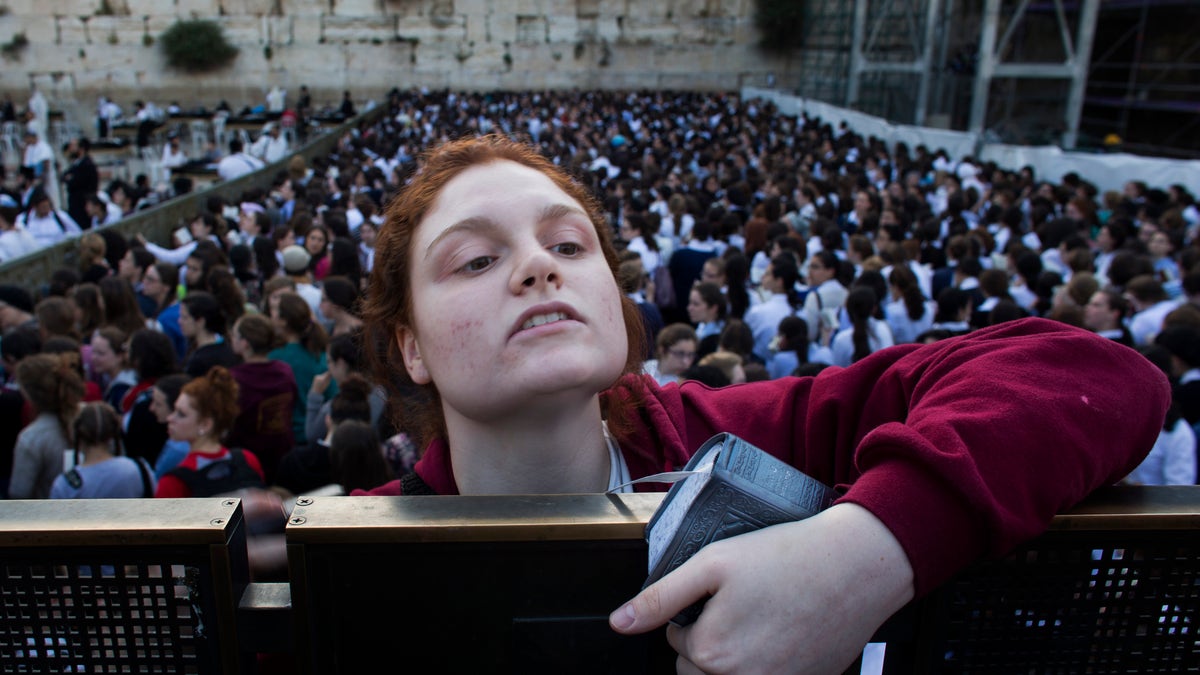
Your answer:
[884,265,936,344]
[154,365,266,498]
[10,353,87,498]
[269,291,333,447]
[827,287,894,367]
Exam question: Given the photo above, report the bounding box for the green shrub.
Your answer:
[754,0,804,53]
[1,32,28,61]
[160,19,238,72]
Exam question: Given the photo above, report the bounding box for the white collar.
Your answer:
[603,422,632,493]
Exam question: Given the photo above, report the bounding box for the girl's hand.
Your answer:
[610,503,914,674]
[311,370,333,395]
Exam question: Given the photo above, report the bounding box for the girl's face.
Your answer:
[167,393,208,442]
[1149,232,1172,259]
[400,160,627,422]
[807,258,834,286]
[190,217,212,239]
[360,224,378,248]
[179,304,197,338]
[142,266,166,301]
[876,228,893,249]
[306,229,328,255]
[118,250,138,280]
[150,387,172,424]
[686,289,713,324]
[1084,292,1116,331]
[278,230,296,250]
[90,334,120,375]
[658,339,697,376]
[1065,201,1083,221]
[239,210,259,235]
[327,355,349,384]
[185,257,204,287]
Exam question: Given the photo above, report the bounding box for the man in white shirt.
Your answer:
[160,131,189,176]
[27,85,48,140]
[1126,275,1182,347]
[85,194,122,228]
[21,129,60,214]
[266,86,286,113]
[0,195,38,262]
[217,138,265,182]
[15,189,81,249]
[96,95,122,138]
[249,122,289,164]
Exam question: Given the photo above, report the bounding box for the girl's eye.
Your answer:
[552,242,581,256]
[462,256,494,273]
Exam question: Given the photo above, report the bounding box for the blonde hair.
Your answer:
[698,350,743,383]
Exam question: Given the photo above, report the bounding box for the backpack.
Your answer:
[62,456,155,498]
[653,265,676,310]
[165,448,265,497]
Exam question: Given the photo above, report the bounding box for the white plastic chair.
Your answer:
[189,119,209,156]
[140,145,166,186]
[211,115,227,149]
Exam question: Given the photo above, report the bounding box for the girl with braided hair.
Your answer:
[51,402,156,499]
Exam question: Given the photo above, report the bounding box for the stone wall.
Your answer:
[0,0,801,123]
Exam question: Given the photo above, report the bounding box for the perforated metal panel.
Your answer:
[0,499,249,674]
[1,556,217,673]
[923,531,1200,673]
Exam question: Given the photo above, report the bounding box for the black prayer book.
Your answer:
[642,432,841,625]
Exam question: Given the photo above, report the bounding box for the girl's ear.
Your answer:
[398,327,431,385]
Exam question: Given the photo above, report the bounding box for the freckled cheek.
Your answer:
[426,315,488,377]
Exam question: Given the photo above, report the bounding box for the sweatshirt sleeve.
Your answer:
[8,433,38,499]
[638,318,1170,598]
[814,318,1169,596]
[305,394,328,447]
[144,240,198,266]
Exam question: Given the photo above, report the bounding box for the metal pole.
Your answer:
[1062,0,1100,148]
[847,0,869,107]
[969,0,1002,136]
[915,0,942,125]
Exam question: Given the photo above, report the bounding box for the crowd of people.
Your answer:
[0,84,369,242]
[0,85,1194,513]
[0,85,1186,671]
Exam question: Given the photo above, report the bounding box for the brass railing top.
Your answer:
[284,493,665,543]
[0,498,243,546]
[282,485,1200,545]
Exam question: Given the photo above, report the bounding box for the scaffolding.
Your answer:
[790,0,1200,158]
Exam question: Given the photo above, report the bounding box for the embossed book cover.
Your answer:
[643,433,840,625]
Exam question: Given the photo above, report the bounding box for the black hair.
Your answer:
[181,290,228,336]
[129,328,181,379]
[0,326,42,363]
[327,330,364,372]
[845,286,878,363]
